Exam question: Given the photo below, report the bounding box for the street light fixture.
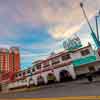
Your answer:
[95,10,100,41]
[80,2,100,49]
[80,2,94,33]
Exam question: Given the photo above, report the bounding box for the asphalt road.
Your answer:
[0,77,100,98]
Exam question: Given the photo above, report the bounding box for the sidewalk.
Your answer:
[1,86,40,94]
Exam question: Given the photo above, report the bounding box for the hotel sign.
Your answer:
[63,35,82,51]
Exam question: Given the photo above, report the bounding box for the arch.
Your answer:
[47,73,56,84]
[59,70,72,82]
[37,75,45,85]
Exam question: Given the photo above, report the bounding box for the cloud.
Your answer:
[0,0,99,69]
[49,24,82,39]
[46,0,100,39]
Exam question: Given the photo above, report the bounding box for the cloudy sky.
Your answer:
[0,0,100,69]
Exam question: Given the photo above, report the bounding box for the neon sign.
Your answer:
[63,35,82,51]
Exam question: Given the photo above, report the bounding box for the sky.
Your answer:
[0,0,100,69]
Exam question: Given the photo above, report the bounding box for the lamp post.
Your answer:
[80,2,94,33]
[80,2,100,49]
[95,10,100,41]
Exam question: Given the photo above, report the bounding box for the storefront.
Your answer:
[72,55,100,76]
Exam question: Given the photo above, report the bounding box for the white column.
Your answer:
[54,70,60,82]
[33,76,38,86]
[68,64,76,79]
[43,75,48,84]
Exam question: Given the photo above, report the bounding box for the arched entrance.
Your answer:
[47,73,56,84]
[59,70,72,82]
[37,76,44,85]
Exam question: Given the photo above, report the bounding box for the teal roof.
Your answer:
[72,55,97,67]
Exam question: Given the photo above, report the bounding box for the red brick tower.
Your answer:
[0,47,20,82]
[9,47,20,72]
[0,48,9,73]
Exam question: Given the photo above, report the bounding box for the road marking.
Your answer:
[0,96,99,100]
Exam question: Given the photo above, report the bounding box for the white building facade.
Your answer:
[2,43,100,91]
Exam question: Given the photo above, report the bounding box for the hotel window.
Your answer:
[18,73,22,77]
[61,54,71,61]
[23,72,26,75]
[88,66,95,72]
[32,68,35,72]
[51,57,60,65]
[43,61,50,68]
[36,63,41,69]
[5,55,8,71]
[6,54,9,71]
[15,74,18,77]
[0,54,3,71]
[27,69,31,73]
[80,49,90,56]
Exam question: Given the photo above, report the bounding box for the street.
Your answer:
[0,77,100,98]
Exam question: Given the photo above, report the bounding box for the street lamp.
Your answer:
[80,2,100,49]
[80,2,94,33]
[95,10,100,41]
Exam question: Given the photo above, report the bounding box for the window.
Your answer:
[51,58,60,65]
[62,54,71,61]
[16,74,18,77]
[88,66,95,72]
[80,49,90,56]
[18,73,22,77]
[43,61,50,68]
[36,63,41,69]
[23,72,26,75]
[32,68,35,72]
[27,69,31,73]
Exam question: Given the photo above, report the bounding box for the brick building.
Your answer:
[0,47,20,73]
[0,47,20,83]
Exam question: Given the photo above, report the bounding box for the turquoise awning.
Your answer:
[72,55,97,67]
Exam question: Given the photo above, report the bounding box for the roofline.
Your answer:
[32,43,92,64]
[70,43,91,53]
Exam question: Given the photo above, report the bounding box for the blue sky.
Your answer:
[0,0,100,69]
